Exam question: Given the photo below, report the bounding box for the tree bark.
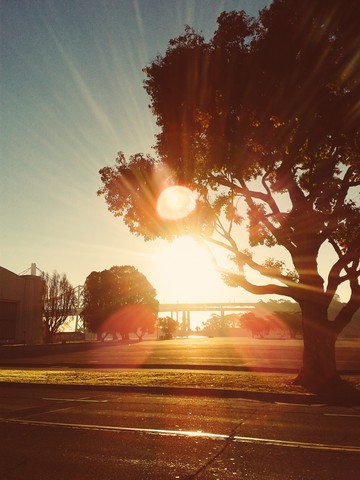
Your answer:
[295,301,340,392]
[43,325,52,344]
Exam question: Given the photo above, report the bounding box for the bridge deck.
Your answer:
[69,303,256,316]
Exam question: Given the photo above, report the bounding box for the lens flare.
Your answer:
[156,185,196,220]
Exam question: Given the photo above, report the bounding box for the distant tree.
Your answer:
[202,313,239,337]
[239,312,271,339]
[41,271,77,343]
[202,314,225,337]
[256,300,302,338]
[329,296,360,338]
[98,1,359,392]
[265,312,302,339]
[158,316,178,339]
[81,266,158,340]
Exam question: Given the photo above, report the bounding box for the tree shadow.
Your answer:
[316,377,360,407]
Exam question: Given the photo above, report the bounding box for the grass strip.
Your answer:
[1,368,359,394]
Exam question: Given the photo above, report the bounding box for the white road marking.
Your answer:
[42,398,108,403]
[324,413,360,418]
[233,435,360,452]
[0,418,226,439]
[1,417,359,453]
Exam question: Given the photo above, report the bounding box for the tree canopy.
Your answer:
[98,0,359,391]
[41,271,76,343]
[81,265,158,340]
[158,316,179,339]
[238,312,271,339]
[254,299,302,339]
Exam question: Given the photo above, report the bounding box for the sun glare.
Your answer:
[155,236,223,302]
[156,185,196,220]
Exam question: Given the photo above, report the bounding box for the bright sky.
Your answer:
[3,0,339,307]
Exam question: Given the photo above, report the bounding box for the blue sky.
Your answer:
[1,0,283,304]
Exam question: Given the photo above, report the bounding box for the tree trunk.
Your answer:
[44,326,52,344]
[295,302,340,393]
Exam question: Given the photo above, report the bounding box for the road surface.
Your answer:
[1,384,359,479]
[1,337,359,372]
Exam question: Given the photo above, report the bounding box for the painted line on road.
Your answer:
[1,417,359,453]
[0,418,226,440]
[42,398,108,403]
[233,435,360,453]
[324,413,360,418]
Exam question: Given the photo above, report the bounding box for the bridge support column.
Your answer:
[181,310,191,336]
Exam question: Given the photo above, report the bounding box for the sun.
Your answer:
[156,185,196,220]
[154,236,224,303]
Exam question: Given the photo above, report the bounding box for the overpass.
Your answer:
[159,302,255,313]
[69,302,256,331]
[159,302,256,333]
[67,302,256,334]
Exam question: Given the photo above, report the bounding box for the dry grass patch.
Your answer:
[2,367,358,394]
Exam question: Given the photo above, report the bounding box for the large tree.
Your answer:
[41,271,77,343]
[81,265,158,340]
[98,0,359,391]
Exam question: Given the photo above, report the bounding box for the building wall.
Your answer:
[0,267,43,344]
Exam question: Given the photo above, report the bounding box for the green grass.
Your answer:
[1,368,359,395]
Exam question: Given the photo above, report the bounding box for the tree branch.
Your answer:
[334,166,357,211]
[332,272,360,336]
[205,229,300,299]
[327,237,360,296]
[218,265,295,298]
[212,173,280,215]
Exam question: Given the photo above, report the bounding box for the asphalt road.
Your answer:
[1,384,359,480]
[1,337,360,372]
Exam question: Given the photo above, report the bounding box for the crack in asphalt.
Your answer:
[182,420,245,479]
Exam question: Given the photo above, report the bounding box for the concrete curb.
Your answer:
[1,381,360,407]
[2,362,299,372]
